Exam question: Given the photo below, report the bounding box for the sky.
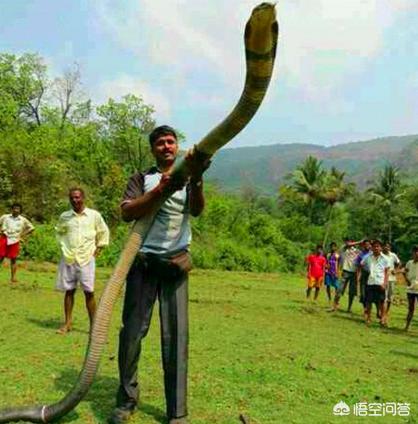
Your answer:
[1,0,418,149]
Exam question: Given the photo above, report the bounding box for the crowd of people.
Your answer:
[305,239,418,330]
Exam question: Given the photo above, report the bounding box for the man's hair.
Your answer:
[11,203,22,211]
[412,245,418,253]
[69,187,85,198]
[362,239,370,244]
[329,242,337,248]
[316,244,323,249]
[372,239,382,246]
[149,125,177,147]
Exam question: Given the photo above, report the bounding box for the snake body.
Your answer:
[0,3,278,422]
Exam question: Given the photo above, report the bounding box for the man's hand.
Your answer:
[155,173,187,194]
[184,146,212,183]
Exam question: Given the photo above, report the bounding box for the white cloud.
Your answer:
[91,0,258,84]
[96,74,171,120]
[91,0,418,126]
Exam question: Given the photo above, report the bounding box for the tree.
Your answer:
[51,62,83,129]
[289,155,326,224]
[369,164,405,243]
[97,94,156,174]
[0,53,48,127]
[321,167,353,247]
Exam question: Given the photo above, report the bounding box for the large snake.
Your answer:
[0,3,278,422]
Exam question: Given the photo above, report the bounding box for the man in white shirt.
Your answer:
[0,203,34,284]
[55,188,109,334]
[382,242,401,320]
[361,240,389,326]
[403,246,418,331]
[332,238,361,312]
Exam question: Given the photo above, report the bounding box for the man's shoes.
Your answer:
[169,417,188,424]
[108,404,136,424]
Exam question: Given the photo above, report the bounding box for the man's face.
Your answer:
[11,206,21,217]
[414,250,418,261]
[364,241,371,251]
[383,243,390,254]
[151,134,178,165]
[69,190,84,212]
[372,243,382,256]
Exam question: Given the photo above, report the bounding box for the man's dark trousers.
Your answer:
[116,255,188,419]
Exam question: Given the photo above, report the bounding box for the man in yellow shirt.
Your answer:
[55,188,109,334]
[0,203,34,284]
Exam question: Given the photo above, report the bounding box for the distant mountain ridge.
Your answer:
[205,135,418,193]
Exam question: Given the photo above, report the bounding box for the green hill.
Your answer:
[206,135,418,193]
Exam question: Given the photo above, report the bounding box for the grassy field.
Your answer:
[0,262,417,424]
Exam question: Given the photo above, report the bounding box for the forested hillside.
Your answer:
[1,52,417,272]
[206,135,418,193]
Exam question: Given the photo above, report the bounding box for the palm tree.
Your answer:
[369,164,405,242]
[321,167,353,247]
[290,156,326,224]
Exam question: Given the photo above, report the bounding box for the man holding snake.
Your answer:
[109,125,209,424]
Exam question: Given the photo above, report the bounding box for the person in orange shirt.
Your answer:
[306,244,327,300]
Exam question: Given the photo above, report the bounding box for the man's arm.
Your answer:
[94,212,110,256]
[0,215,5,234]
[383,267,389,290]
[121,174,184,222]
[305,256,310,276]
[346,239,363,247]
[21,217,35,240]
[404,266,411,286]
[95,211,109,252]
[393,254,401,275]
[188,180,205,217]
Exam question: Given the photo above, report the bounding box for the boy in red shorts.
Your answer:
[306,244,327,300]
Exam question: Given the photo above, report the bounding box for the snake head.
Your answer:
[245,3,278,55]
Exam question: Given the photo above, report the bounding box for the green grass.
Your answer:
[0,262,417,424]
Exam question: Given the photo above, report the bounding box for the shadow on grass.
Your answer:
[53,368,165,423]
[331,314,418,340]
[27,317,62,329]
[189,297,233,306]
[331,313,365,325]
[27,318,89,335]
[390,350,418,359]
